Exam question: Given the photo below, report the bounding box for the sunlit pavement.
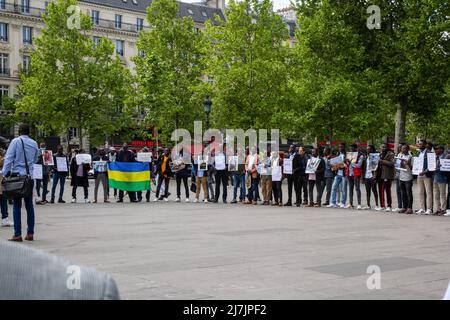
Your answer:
[1,180,449,300]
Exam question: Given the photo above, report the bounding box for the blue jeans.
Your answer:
[1,194,8,219]
[331,175,348,205]
[395,177,403,209]
[13,195,35,237]
[51,173,67,201]
[233,174,245,201]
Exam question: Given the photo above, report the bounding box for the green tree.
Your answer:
[133,0,205,144]
[203,0,292,136]
[17,0,133,149]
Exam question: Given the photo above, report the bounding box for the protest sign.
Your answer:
[32,164,43,180]
[76,154,92,165]
[283,158,293,174]
[43,150,54,166]
[137,152,152,163]
[55,157,68,172]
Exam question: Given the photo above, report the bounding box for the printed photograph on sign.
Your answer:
[228,156,238,171]
[43,150,54,166]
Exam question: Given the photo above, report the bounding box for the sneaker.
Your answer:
[203,199,209,203]
[357,205,362,210]
[326,204,337,208]
[193,198,199,203]
[1,218,13,227]
[185,198,190,202]
[231,199,237,204]
[175,198,181,202]
[339,204,346,209]
[375,206,383,211]
[84,199,90,204]
[362,206,370,210]
[424,209,432,215]
[415,209,425,215]
[71,198,76,203]
[58,199,66,203]
[444,211,450,217]
[392,208,399,212]
[153,198,158,202]
[385,207,392,212]
[164,197,169,202]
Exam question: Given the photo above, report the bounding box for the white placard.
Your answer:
[427,153,436,171]
[330,156,343,167]
[198,156,208,171]
[93,161,108,173]
[283,158,293,174]
[271,166,282,181]
[137,152,153,163]
[368,153,380,171]
[412,157,423,175]
[228,156,238,171]
[76,154,92,165]
[215,154,226,170]
[439,159,450,172]
[32,164,43,180]
[305,158,320,174]
[55,157,68,172]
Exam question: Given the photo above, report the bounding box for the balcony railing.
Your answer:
[0,2,148,33]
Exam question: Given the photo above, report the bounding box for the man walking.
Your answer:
[2,124,38,241]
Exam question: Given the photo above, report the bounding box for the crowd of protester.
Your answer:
[1,124,449,242]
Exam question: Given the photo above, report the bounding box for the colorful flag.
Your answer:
[108,162,150,191]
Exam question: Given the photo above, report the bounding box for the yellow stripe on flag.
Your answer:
[108,170,150,182]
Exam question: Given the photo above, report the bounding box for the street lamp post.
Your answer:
[203,95,212,130]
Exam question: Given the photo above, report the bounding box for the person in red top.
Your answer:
[346,144,364,209]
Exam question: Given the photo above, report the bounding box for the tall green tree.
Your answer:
[133,0,205,144]
[203,0,292,136]
[17,0,133,149]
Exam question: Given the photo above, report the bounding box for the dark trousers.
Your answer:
[315,179,326,204]
[400,180,413,209]
[308,180,315,204]
[13,180,35,237]
[176,175,189,199]
[395,177,403,209]
[272,181,282,203]
[378,179,393,208]
[214,171,228,202]
[1,194,8,219]
[36,175,50,201]
[364,179,379,207]
[299,175,308,203]
[247,176,259,201]
[119,190,137,202]
[51,173,66,201]
[72,185,88,200]
[137,190,151,201]
[348,176,362,206]
[324,177,334,204]
[156,176,170,199]
[286,174,300,204]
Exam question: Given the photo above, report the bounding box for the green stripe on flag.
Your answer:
[109,179,150,192]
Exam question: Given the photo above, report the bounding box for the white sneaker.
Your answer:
[193,198,198,203]
[392,208,399,212]
[153,198,158,202]
[71,198,76,203]
[444,211,450,217]
[175,198,180,202]
[326,204,335,208]
[203,199,209,203]
[415,209,425,215]
[164,197,169,202]
[340,204,346,209]
[424,209,432,215]
[385,207,392,212]
[1,218,13,227]
[84,199,90,204]
[357,205,362,210]
[185,198,190,202]
[375,206,382,211]
[362,206,370,210]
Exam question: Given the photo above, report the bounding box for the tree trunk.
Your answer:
[394,97,407,153]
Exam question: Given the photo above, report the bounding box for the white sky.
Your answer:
[182,0,293,11]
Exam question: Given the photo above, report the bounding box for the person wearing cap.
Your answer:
[434,145,448,215]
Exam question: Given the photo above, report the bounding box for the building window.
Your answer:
[115,14,122,29]
[68,127,78,139]
[136,18,144,31]
[23,26,33,45]
[116,40,124,56]
[0,23,7,42]
[0,0,6,10]
[0,85,9,106]
[0,53,9,76]
[91,10,99,25]
[21,0,30,14]
[22,55,31,72]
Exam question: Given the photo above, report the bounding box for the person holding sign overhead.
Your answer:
[50,145,69,204]
[433,145,448,215]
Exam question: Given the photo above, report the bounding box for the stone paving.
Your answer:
[1,180,449,300]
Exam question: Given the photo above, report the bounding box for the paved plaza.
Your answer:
[1,180,449,300]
